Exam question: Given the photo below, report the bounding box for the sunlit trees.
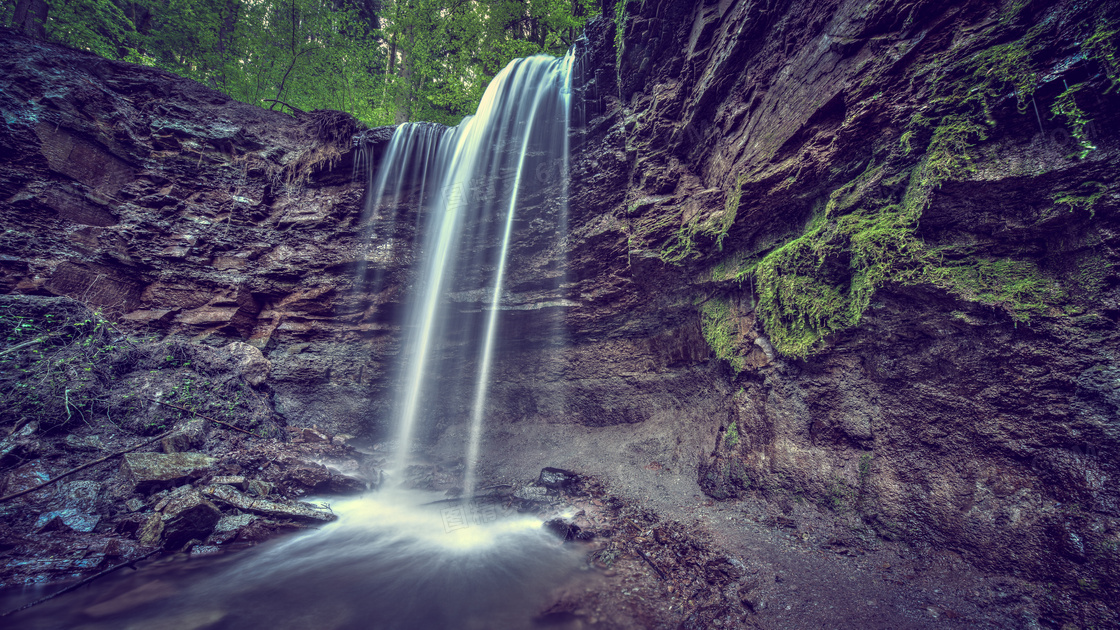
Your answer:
[1,0,599,126]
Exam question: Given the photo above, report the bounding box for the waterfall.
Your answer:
[357,53,574,495]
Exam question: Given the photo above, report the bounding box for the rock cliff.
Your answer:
[2,0,1120,625]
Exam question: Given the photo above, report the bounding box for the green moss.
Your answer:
[725,420,740,448]
[700,297,745,372]
[927,258,1063,322]
[825,162,883,216]
[922,115,990,186]
[703,10,1115,359]
[1083,21,1120,90]
[900,130,915,154]
[1053,181,1108,215]
[1050,83,1097,159]
[659,175,744,263]
[749,167,932,357]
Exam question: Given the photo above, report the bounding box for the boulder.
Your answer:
[210,475,247,490]
[246,479,274,497]
[226,341,271,386]
[160,418,208,454]
[121,452,217,494]
[201,484,335,522]
[137,513,163,546]
[538,467,578,490]
[159,488,222,550]
[64,434,105,452]
[299,427,329,443]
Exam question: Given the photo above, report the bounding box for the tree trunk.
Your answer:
[12,0,49,39]
[392,17,413,124]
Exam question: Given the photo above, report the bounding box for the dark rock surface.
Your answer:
[2,0,1120,626]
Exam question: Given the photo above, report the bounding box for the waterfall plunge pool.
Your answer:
[2,489,588,629]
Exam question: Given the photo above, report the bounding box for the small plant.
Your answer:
[725,420,740,448]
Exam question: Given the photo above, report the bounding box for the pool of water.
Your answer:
[3,489,586,629]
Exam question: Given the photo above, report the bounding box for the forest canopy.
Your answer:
[2,0,600,126]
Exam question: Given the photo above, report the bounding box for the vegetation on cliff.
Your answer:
[697,1,1120,359]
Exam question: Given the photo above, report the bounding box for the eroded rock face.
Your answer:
[561,0,1120,625]
[0,31,397,435]
[2,0,1120,624]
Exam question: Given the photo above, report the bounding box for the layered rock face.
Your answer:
[548,0,1120,625]
[3,0,1120,624]
[0,32,401,435]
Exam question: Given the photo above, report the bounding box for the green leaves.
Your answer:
[16,0,599,127]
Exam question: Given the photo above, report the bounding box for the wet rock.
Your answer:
[538,467,579,490]
[2,461,51,495]
[210,475,247,490]
[246,479,274,497]
[329,473,367,495]
[0,422,40,463]
[137,513,164,546]
[298,427,329,443]
[285,462,332,491]
[226,341,270,386]
[544,518,593,541]
[162,503,221,551]
[514,485,550,502]
[62,480,103,509]
[125,498,145,512]
[160,418,207,454]
[207,513,257,545]
[201,484,335,522]
[35,508,101,533]
[215,513,256,532]
[121,452,217,494]
[64,434,105,452]
[149,486,223,550]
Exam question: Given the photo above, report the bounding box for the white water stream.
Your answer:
[362,54,573,495]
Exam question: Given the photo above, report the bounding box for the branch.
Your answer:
[0,429,174,504]
[262,98,305,115]
[0,337,44,356]
[635,548,667,580]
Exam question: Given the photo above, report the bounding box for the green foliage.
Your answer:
[724,420,739,448]
[699,298,744,372]
[928,258,1063,322]
[0,304,120,429]
[750,170,930,357]
[8,0,600,127]
[742,154,1072,356]
[1083,21,1120,90]
[1050,83,1097,159]
[1053,181,1108,215]
[921,114,990,185]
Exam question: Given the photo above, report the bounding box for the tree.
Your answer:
[11,0,48,39]
[5,0,600,127]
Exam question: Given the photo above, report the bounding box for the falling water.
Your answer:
[359,53,574,493]
[1,50,586,630]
